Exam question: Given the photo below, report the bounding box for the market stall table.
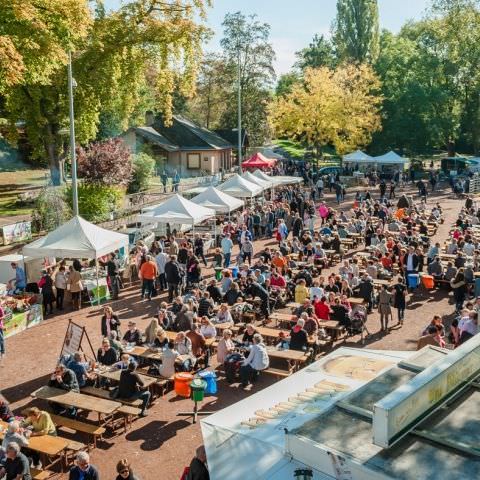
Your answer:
[31,386,121,427]
[0,420,69,471]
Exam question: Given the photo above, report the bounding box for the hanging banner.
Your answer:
[2,221,32,245]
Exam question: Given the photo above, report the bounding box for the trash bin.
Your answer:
[198,371,217,395]
[408,274,420,289]
[214,267,223,281]
[190,378,207,402]
[421,275,434,289]
[174,373,194,398]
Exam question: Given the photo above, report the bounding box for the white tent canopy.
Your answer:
[191,186,244,213]
[241,171,272,189]
[138,194,215,225]
[217,174,263,198]
[252,169,302,186]
[373,150,408,164]
[343,149,374,163]
[23,216,128,259]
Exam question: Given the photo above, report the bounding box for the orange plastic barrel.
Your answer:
[422,275,434,289]
[174,373,194,397]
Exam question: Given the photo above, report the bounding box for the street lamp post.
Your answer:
[237,47,242,168]
[68,51,79,216]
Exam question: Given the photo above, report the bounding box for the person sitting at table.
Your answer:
[220,270,232,294]
[198,291,214,317]
[1,421,29,455]
[153,327,168,349]
[170,296,184,316]
[427,256,444,280]
[314,296,331,320]
[174,305,195,332]
[174,332,196,371]
[242,324,257,346]
[0,442,31,480]
[101,306,121,338]
[48,363,79,415]
[289,319,309,351]
[217,329,235,364]
[223,282,242,306]
[200,316,217,339]
[113,353,132,370]
[22,407,56,437]
[206,279,223,304]
[117,362,150,417]
[144,317,160,345]
[214,304,233,325]
[67,352,95,388]
[187,323,207,366]
[270,270,287,290]
[444,262,457,282]
[240,334,269,388]
[97,338,118,366]
[331,297,350,328]
[0,394,13,422]
[302,310,319,336]
[122,321,142,345]
[109,331,124,354]
[68,451,100,480]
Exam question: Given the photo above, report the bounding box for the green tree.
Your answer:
[219,12,276,147]
[333,0,380,63]
[1,0,209,184]
[275,72,301,97]
[295,34,336,71]
[128,152,155,193]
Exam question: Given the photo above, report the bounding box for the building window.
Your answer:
[187,153,200,169]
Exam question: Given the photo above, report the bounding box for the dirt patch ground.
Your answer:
[0,185,463,479]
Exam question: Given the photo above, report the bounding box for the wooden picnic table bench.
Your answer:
[49,414,105,449]
[96,368,158,389]
[32,386,121,427]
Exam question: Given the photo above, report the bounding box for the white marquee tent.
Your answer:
[373,150,408,165]
[241,170,272,189]
[343,149,374,163]
[217,174,263,198]
[138,194,215,226]
[252,169,302,186]
[23,216,128,259]
[191,186,244,214]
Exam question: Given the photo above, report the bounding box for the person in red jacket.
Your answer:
[314,296,331,320]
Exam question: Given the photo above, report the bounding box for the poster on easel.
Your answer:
[60,319,96,361]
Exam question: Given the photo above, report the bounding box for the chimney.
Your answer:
[145,111,154,126]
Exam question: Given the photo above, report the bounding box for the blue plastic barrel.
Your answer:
[408,274,420,289]
[198,371,217,395]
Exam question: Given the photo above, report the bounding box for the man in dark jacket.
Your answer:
[246,278,270,317]
[174,305,194,332]
[289,319,308,351]
[165,255,183,302]
[402,246,419,285]
[68,452,99,480]
[187,446,209,480]
[105,252,121,299]
[48,364,79,414]
[117,362,150,416]
[292,213,303,238]
[354,275,374,313]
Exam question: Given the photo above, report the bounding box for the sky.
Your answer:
[104,0,431,74]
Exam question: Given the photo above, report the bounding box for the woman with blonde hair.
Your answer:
[217,329,235,364]
[101,305,120,338]
[153,327,168,348]
[144,317,159,344]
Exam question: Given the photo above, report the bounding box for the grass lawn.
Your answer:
[0,169,48,219]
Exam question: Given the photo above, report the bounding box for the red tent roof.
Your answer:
[241,152,276,169]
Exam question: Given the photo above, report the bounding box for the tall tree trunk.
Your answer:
[447,139,455,158]
[44,122,64,186]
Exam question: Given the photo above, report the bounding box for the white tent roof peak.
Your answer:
[138,193,215,225]
[217,174,263,198]
[241,171,272,188]
[23,215,129,259]
[343,150,374,162]
[191,186,244,213]
[374,150,408,164]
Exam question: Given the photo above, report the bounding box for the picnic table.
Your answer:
[0,420,69,470]
[32,386,121,426]
[266,347,310,373]
[96,368,158,388]
[256,326,289,342]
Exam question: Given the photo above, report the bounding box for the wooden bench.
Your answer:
[116,405,142,432]
[31,468,53,480]
[263,367,292,379]
[50,414,106,448]
[136,368,174,396]
[64,439,87,464]
[81,386,143,407]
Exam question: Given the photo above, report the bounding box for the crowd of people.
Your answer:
[5,166,480,480]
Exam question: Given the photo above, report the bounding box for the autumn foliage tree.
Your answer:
[269,65,382,156]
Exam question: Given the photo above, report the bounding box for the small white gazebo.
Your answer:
[343,150,374,164]
[241,171,272,189]
[191,186,244,214]
[373,151,408,170]
[217,174,263,199]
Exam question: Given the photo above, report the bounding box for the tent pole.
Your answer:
[22,252,27,286]
[95,258,100,306]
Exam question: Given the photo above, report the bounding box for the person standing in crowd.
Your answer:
[155,247,169,291]
[68,452,100,480]
[54,265,67,311]
[68,265,83,310]
[0,302,5,364]
[139,255,157,301]
[393,277,407,325]
[194,234,207,267]
[378,285,393,331]
[10,262,26,293]
[172,170,180,192]
[221,233,234,268]
[161,170,168,193]
[101,306,121,338]
[117,362,150,417]
[39,269,55,316]
[105,252,121,300]
[165,255,183,303]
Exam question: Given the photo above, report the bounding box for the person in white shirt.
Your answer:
[463,242,475,257]
[54,266,68,310]
[199,317,217,339]
[310,280,324,301]
[240,334,269,387]
[156,248,169,291]
[159,341,179,378]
